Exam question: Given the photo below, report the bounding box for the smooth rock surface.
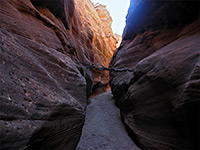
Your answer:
[76,91,140,150]
[0,0,116,149]
[0,0,89,149]
[110,0,200,149]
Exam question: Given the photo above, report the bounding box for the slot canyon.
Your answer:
[0,0,199,150]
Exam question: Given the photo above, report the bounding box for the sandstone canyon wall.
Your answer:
[75,0,117,94]
[110,0,200,150]
[115,33,122,48]
[95,4,118,52]
[0,0,116,149]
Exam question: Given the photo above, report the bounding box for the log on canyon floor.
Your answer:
[76,90,140,150]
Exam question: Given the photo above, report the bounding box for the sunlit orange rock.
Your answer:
[95,3,118,52]
[75,0,117,94]
[115,33,122,48]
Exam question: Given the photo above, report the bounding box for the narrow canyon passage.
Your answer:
[0,0,199,149]
[76,90,140,150]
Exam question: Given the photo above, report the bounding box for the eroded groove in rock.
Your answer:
[31,0,75,30]
[109,0,200,149]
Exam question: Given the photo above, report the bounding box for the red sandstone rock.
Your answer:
[0,0,90,149]
[95,3,118,52]
[110,1,200,149]
[75,0,117,94]
[115,33,122,48]
[0,0,116,149]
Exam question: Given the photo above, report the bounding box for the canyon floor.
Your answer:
[76,90,140,150]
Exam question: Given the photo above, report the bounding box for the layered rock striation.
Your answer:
[74,0,117,94]
[95,3,118,52]
[0,0,116,149]
[75,0,117,94]
[110,0,200,150]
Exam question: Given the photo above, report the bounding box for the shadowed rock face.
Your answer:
[0,0,115,149]
[110,0,200,149]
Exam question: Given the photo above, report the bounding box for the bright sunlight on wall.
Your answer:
[90,0,130,35]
